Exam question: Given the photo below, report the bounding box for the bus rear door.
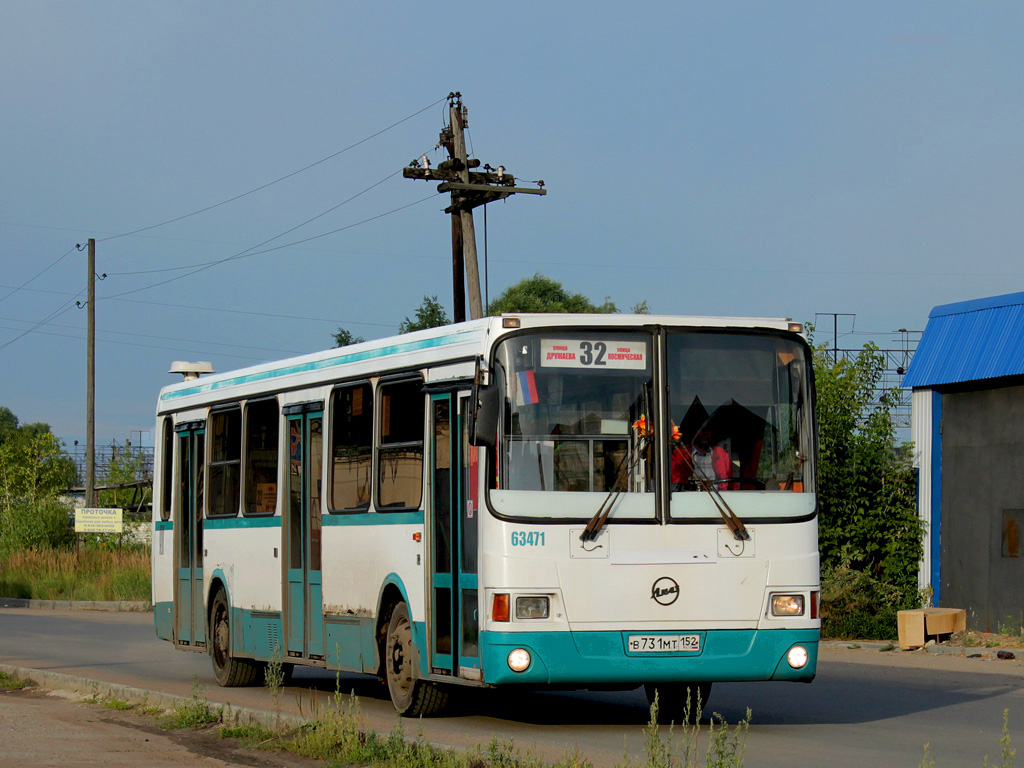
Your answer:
[284,405,325,660]
[174,421,205,648]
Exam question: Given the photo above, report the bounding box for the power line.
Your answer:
[0,316,304,356]
[0,284,396,328]
[0,323,271,362]
[106,165,409,277]
[100,193,438,300]
[97,97,447,243]
[0,245,79,305]
[0,292,83,352]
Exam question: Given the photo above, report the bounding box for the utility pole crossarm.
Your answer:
[438,181,547,196]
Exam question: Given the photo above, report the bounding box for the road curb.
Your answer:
[0,662,304,732]
[0,598,151,612]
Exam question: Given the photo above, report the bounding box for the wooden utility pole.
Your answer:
[86,238,96,508]
[404,92,546,322]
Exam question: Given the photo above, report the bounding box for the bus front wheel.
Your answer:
[384,601,448,717]
[210,590,262,687]
[644,682,712,725]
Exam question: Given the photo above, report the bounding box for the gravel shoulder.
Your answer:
[0,686,321,768]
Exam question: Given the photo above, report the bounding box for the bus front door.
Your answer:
[429,393,480,679]
[174,423,205,647]
[284,409,325,660]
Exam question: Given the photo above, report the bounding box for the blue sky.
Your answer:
[2,2,1023,444]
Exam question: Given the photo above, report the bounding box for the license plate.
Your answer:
[627,634,701,653]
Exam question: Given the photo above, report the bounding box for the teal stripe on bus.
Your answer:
[204,516,282,529]
[323,511,424,526]
[172,514,423,529]
[160,331,472,402]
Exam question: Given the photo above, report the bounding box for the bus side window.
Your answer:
[208,408,241,517]
[377,379,424,510]
[244,399,279,515]
[160,417,173,521]
[329,383,373,512]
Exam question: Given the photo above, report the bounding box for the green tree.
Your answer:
[399,295,451,333]
[0,429,75,556]
[487,274,618,314]
[813,338,924,635]
[0,407,18,444]
[332,327,365,348]
[97,442,151,509]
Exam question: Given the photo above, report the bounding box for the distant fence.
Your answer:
[65,441,154,487]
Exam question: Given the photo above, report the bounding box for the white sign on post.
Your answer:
[75,507,123,533]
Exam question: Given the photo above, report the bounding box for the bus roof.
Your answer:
[157,313,797,413]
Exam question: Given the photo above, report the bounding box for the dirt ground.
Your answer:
[0,686,322,768]
[944,630,1024,652]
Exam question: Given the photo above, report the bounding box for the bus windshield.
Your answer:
[488,328,814,523]
[667,331,814,520]
[491,331,655,521]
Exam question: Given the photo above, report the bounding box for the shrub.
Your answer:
[820,549,920,639]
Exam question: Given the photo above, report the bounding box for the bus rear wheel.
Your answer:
[210,590,262,687]
[644,681,712,725]
[385,601,448,717]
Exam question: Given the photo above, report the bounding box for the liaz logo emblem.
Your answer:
[651,577,680,606]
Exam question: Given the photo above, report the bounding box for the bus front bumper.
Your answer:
[479,628,818,686]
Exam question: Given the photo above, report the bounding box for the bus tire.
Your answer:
[385,601,448,717]
[644,681,712,725]
[210,589,262,687]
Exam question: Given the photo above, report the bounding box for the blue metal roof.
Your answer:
[902,291,1024,388]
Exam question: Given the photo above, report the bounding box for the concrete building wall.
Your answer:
[940,383,1024,631]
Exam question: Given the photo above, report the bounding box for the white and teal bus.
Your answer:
[152,313,818,719]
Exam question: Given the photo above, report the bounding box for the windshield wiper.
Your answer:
[677,450,750,541]
[579,432,648,542]
[581,386,654,544]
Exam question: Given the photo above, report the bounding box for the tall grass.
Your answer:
[0,547,150,601]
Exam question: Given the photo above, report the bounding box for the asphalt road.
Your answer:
[1,607,1022,767]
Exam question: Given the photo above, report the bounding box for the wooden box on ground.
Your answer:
[897,608,967,650]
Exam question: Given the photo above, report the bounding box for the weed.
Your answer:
[0,670,29,690]
[103,697,133,711]
[616,689,750,768]
[983,709,1016,768]
[997,617,1023,638]
[163,675,221,729]
[556,745,595,768]
[0,547,150,601]
[879,642,896,652]
[918,743,935,768]
[220,723,281,747]
[847,644,861,650]
[83,681,101,703]
[264,649,285,724]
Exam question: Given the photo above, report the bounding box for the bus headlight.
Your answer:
[787,645,809,669]
[507,648,532,672]
[771,594,805,616]
[515,596,549,619]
